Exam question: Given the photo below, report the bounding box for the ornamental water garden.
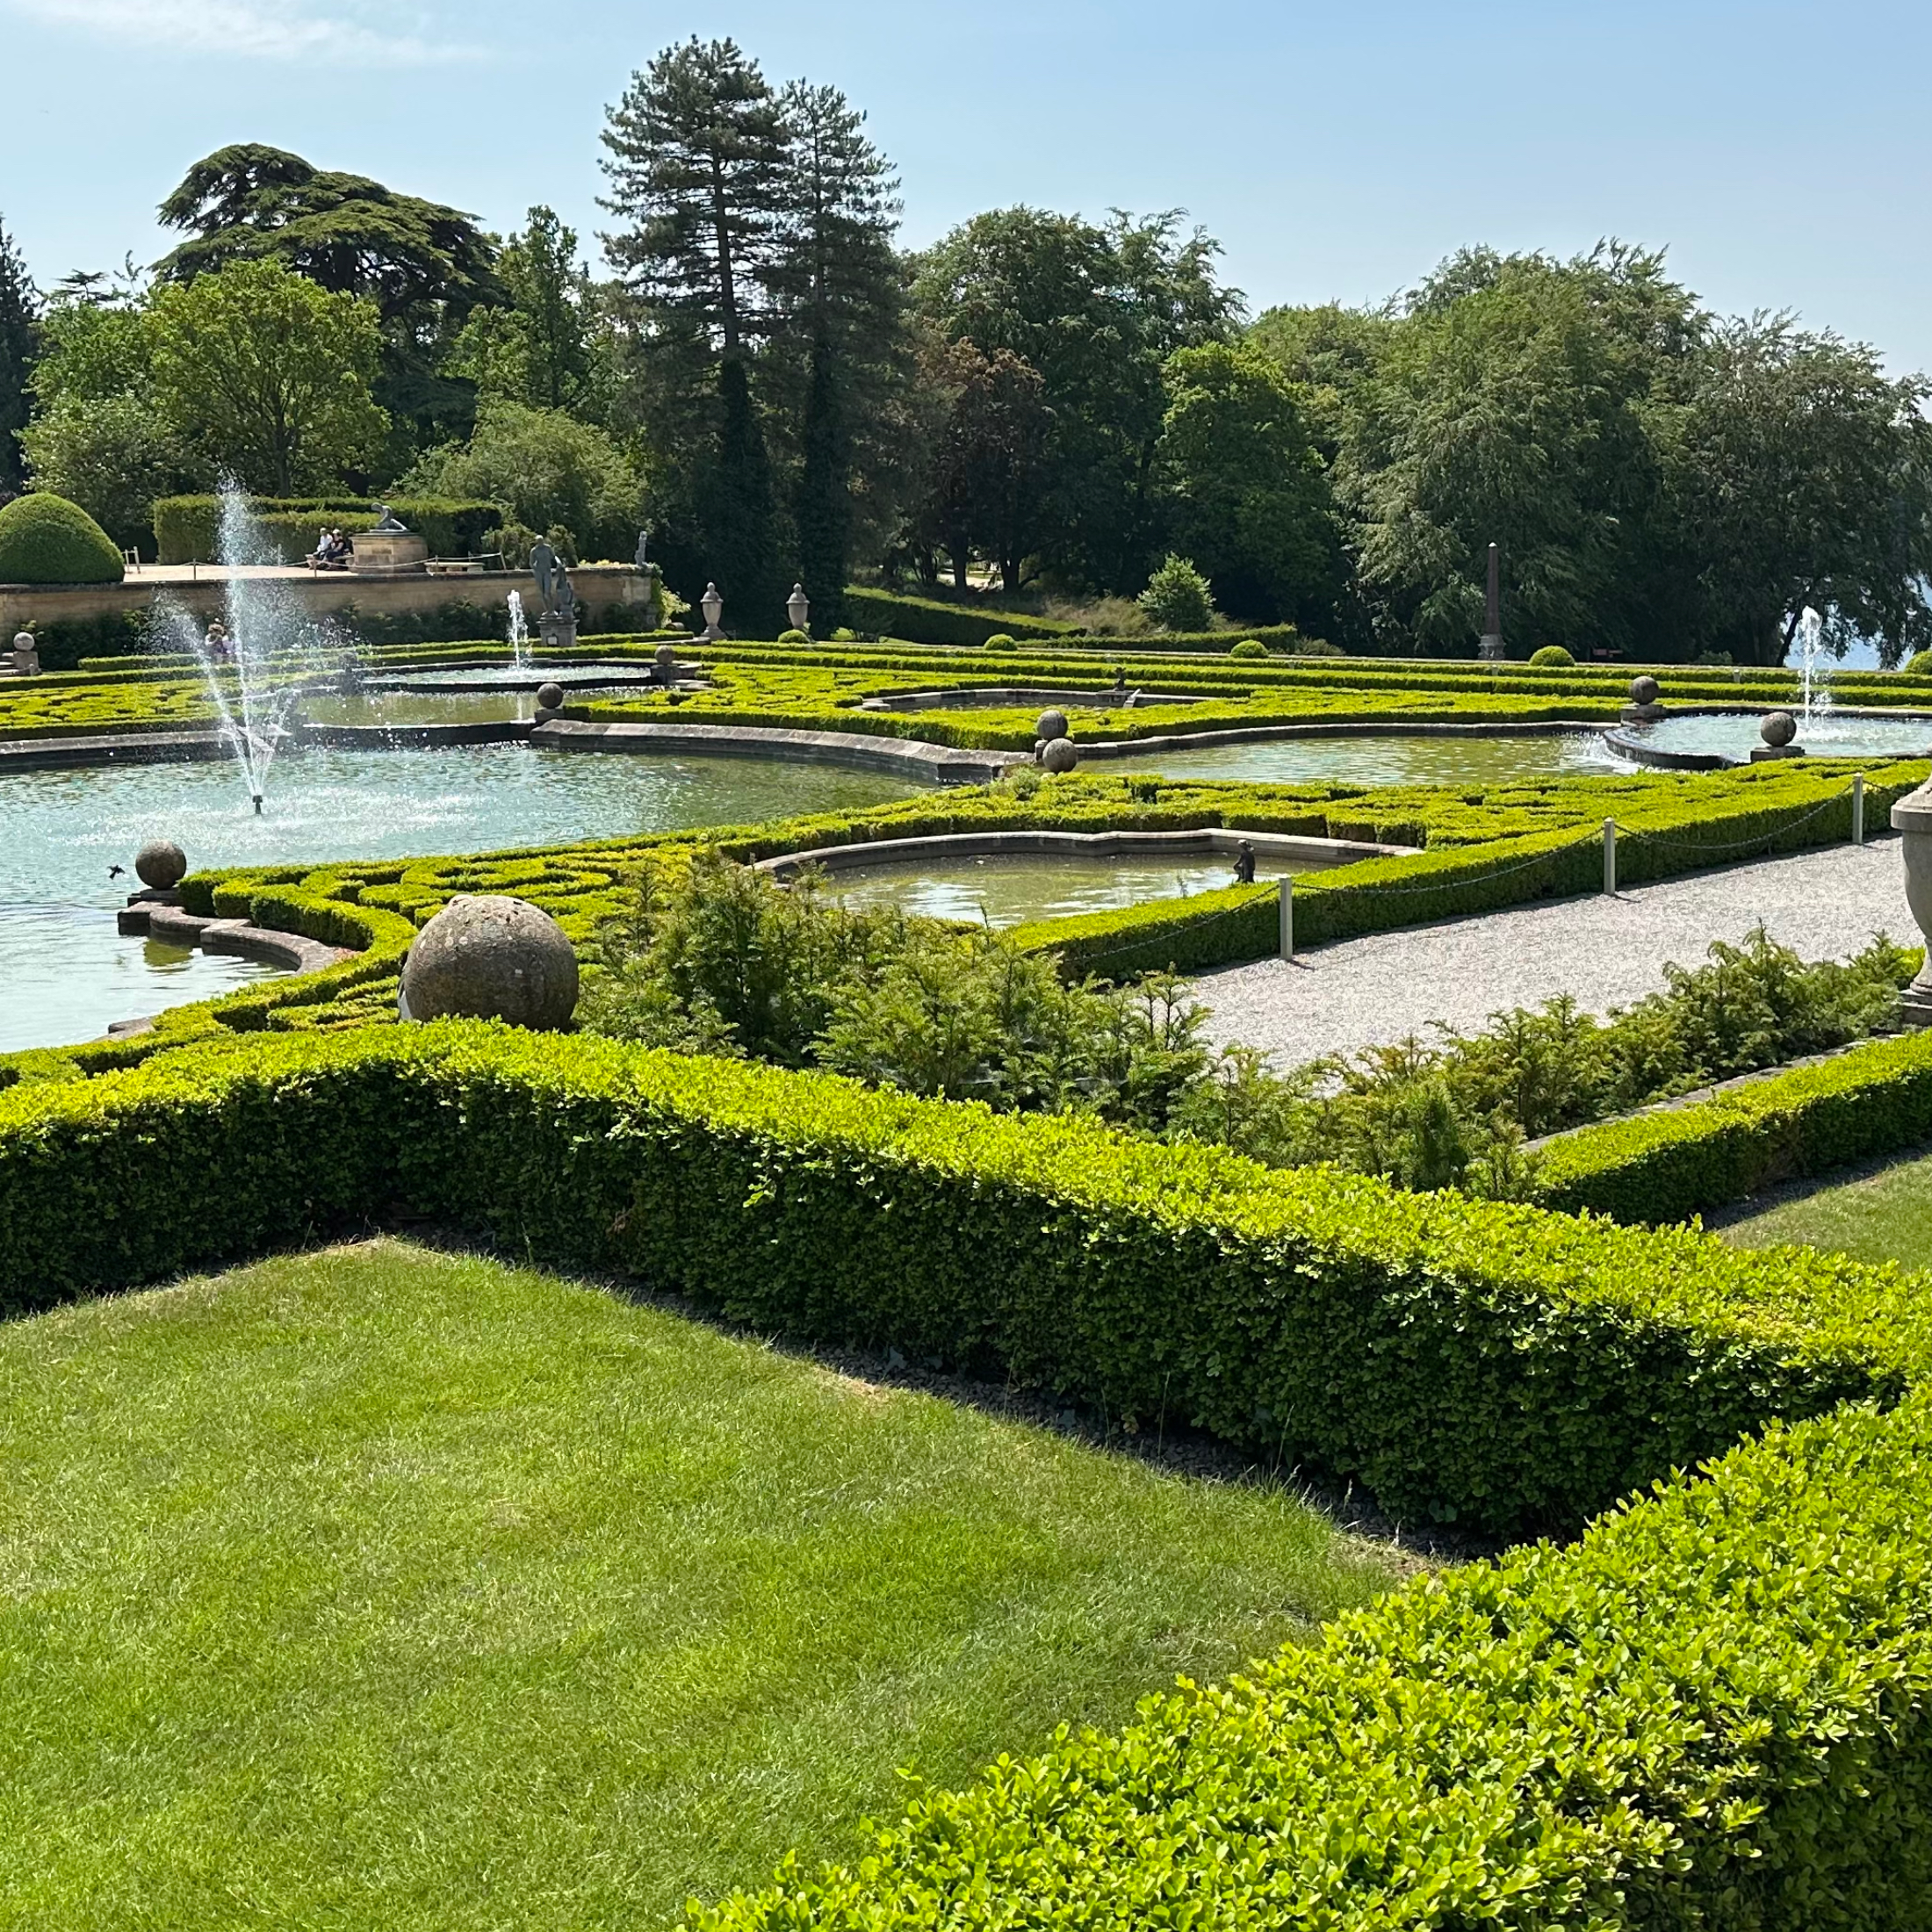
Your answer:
[15,61,1932,1919]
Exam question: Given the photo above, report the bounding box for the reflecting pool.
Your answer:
[1096,730,1622,788]
[1615,711,1932,766]
[1,745,924,1053]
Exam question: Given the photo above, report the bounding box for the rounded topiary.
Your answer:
[777,628,811,645]
[1528,645,1575,668]
[0,492,124,586]
[984,632,1017,652]
[1907,650,1932,678]
[1229,638,1270,660]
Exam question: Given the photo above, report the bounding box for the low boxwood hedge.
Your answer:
[152,494,500,565]
[697,1391,1932,1930]
[1,1022,1919,1534]
[841,588,1077,647]
[1536,1027,1932,1224]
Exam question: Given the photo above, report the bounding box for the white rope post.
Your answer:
[1852,772,1865,846]
[1278,873,1294,961]
[1603,818,1618,898]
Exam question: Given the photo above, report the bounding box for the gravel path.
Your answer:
[1197,839,1917,1067]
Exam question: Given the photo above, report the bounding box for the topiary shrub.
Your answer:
[0,493,125,586]
[1529,645,1575,668]
[1137,554,1215,633]
[777,628,811,645]
[1907,650,1932,677]
[983,632,1017,652]
[1230,638,1270,660]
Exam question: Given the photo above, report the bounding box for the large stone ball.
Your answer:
[400,895,580,1030]
[536,680,566,710]
[655,643,677,671]
[12,631,32,652]
[134,839,187,890]
[1035,708,1070,742]
[1628,675,1661,707]
[1042,735,1078,775]
[1762,710,1799,747]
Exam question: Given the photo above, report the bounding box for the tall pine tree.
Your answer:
[0,218,39,496]
[601,38,790,629]
[773,83,903,633]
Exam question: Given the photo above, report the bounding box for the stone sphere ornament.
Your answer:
[1628,675,1661,707]
[536,681,566,711]
[1035,709,1070,742]
[134,839,188,890]
[399,894,580,1030]
[1762,710,1799,747]
[655,643,677,672]
[1042,736,1079,775]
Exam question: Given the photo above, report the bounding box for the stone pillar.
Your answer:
[1477,542,1505,660]
[1894,780,1932,1026]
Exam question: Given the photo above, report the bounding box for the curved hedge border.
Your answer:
[0,1021,1916,1532]
[1535,1027,1932,1224]
[697,1393,1932,1931]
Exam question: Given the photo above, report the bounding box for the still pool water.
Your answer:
[1617,711,1932,764]
[826,852,1337,929]
[1099,731,1621,787]
[1,745,923,1054]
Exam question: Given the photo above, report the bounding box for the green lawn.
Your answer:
[1718,1146,1932,1270]
[0,1240,1394,1928]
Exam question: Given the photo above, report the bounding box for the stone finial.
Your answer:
[398,895,580,1030]
[1034,709,1070,743]
[134,840,188,890]
[1042,736,1079,775]
[1761,710,1798,747]
[1629,675,1661,707]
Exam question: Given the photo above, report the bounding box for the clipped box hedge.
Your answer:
[842,588,1078,647]
[1536,1027,1932,1224]
[152,494,500,565]
[696,1391,1932,1931]
[0,1021,1918,1534]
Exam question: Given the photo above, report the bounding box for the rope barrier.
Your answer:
[1612,782,1857,856]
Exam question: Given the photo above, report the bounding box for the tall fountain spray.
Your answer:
[508,589,530,669]
[157,486,329,813]
[1796,606,1832,729]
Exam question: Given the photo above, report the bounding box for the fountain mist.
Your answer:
[157,486,334,811]
[508,590,530,669]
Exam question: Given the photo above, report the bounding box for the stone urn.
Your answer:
[1892,781,1932,1026]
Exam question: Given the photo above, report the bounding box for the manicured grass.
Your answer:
[0,1239,1394,1928]
[1717,1143,1932,1270]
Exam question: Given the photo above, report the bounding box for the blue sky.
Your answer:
[2,0,1927,368]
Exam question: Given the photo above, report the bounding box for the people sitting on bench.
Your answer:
[309,528,352,571]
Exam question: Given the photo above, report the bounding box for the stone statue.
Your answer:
[530,538,560,616]
[634,530,650,570]
[552,559,574,618]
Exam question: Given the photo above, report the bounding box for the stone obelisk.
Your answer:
[1477,542,1505,660]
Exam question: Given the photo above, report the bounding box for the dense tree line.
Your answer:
[3,41,1928,661]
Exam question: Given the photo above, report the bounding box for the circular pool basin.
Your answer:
[1095,730,1621,787]
[1610,710,1932,768]
[0,744,925,1054]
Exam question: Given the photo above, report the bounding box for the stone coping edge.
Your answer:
[106,905,356,1038]
[754,825,1417,880]
[530,717,1022,784]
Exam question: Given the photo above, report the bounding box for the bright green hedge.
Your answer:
[696,1392,1932,1931]
[0,492,124,585]
[0,1022,1913,1533]
[1536,1027,1932,1224]
[152,494,500,565]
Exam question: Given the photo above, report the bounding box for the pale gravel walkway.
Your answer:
[1197,839,1916,1067]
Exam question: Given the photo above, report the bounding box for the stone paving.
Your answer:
[1197,839,1917,1067]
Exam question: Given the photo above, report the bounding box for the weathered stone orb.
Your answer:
[400,894,580,1030]
[12,631,32,652]
[134,839,187,890]
[536,681,566,711]
[1035,708,1070,743]
[1762,710,1799,747]
[1042,735,1078,775]
[655,643,677,671]
[1628,675,1660,707]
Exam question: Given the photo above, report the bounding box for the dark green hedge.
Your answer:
[0,1022,1914,1534]
[0,493,124,586]
[152,495,501,565]
[843,588,1078,647]
[696,1392,1932,1931]
[1536,1028,1932,1224]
